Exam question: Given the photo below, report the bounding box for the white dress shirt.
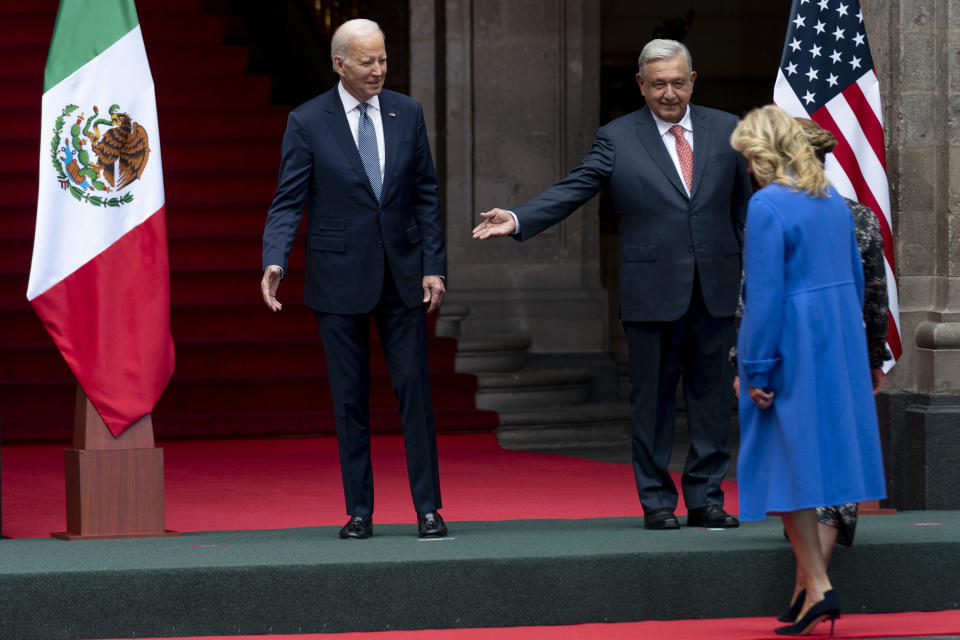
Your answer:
[338,82,386,179]
[651,107,694,198]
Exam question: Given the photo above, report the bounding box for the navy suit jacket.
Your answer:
[263,87,445,314]
[514,104,750,322]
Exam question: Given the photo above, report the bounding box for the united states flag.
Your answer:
[774,0,901,368]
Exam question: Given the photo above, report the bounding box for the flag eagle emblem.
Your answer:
[50,103,150,207]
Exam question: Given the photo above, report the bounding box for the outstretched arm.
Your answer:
[473,128,615,242]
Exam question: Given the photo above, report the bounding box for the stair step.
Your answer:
[0,372,479,421]
[3,106,290,143]
[155,107,292,141]
[167,172,279,206]
[0,0,205,12]
[1,407,500,443]
[495,402,632,449]
[1,12,229,46]
[0,302,444,343]
[160,140,282,171]
[0,43,251,79]
[0,335,458,381]
[0,232,278,270]
[0,204,275,239]
[0,168,278,206]
[3,74,271,107]
[454,335,532,373]
[475,369,594,410]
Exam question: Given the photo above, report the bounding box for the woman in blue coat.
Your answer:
[730,105,886,636]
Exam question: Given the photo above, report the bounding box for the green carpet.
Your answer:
[1,512,958,639]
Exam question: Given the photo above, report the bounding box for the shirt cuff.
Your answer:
[508,210,520,235]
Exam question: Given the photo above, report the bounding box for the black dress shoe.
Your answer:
[686,505,740,528]
[778,589,806,622]
[339,515,372,539]
[775,589,841,636]
[643,508,680,530]
[417,511,448,538]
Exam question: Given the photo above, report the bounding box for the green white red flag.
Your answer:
[28,0,174,436]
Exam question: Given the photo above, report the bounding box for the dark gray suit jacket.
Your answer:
[262,88,445,314]
[514,104,750,322]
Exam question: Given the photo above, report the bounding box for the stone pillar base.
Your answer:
[878,391,960,510]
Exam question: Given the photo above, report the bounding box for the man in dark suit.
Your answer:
[473,39,750,530]
[261,19,447,539]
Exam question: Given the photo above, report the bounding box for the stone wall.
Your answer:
[412,0,608,353]
[865,0,960,508]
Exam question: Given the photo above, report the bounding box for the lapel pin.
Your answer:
[389,112,397,118]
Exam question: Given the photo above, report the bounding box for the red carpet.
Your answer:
[0,433,736,539]
[84,610,960,639]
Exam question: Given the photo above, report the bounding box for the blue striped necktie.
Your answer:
[357,102,381,201]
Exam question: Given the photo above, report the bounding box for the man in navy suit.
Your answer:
[261,19,447,539]
[474,39,750,530]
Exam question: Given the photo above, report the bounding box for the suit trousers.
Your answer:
[623,269,735,513]
[314,264,442,517]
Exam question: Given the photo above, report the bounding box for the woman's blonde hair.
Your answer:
[730,105,829,196]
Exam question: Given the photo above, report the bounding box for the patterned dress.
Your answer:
[816,199,889,545]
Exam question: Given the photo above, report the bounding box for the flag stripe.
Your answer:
[43,0,140,91]
[841,82,886,171]
[884,258,903,345]
[823,92,890,219]
[30,208,174,436]
[810,107,897,273]
[856,72,884,127]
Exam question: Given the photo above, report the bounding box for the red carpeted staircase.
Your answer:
[0,0,497,442]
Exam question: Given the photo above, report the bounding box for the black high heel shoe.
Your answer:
[774,589,841,636]
[778,589,806,622]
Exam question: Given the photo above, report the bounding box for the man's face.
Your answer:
[635,55,696,123]
[335,33,387,103]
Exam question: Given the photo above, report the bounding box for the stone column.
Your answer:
[430,0,608,353]
[866,0,960,509]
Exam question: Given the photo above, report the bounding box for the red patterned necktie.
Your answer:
[669,124,693,193]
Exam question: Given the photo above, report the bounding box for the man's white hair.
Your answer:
[331,18,385,71]
[637,39,692,78]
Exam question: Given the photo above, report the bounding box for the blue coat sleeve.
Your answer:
[740,195,785,389]
[262,111,312,275]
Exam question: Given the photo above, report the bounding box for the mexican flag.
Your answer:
[28,0,174,437]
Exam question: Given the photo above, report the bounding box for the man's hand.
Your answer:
[261,265,283,312]
[422,275,445,314]
[870,368,882,394]
[748,386,774,410]
[472,208,517,239]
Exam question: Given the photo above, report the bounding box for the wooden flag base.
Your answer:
[52,387,179,540]
[859,499,896,516]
